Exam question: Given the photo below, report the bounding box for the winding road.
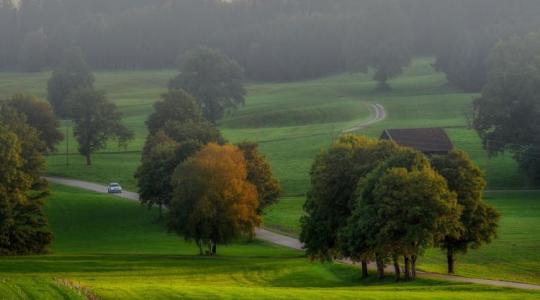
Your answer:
[43,103,540,291]
[342,103,386,133]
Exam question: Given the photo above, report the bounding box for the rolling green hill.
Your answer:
[1,58,539,296]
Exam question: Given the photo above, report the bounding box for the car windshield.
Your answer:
[110,183,120,187]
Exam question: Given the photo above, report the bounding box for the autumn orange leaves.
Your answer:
[169,143,261,255]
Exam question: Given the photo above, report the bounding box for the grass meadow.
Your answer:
[0,185,537,299]
[0,58,539,297]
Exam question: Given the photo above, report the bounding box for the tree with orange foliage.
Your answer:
[168,143,260,255]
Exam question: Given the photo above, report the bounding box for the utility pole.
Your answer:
[66,121,69,167]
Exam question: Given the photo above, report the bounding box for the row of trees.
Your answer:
[0,95,63,254]
[301,136,499,280]
[3,1,539,88]
[134,46,280,254]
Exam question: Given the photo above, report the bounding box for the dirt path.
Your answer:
[342,103,386,133]
[46,176,540,290]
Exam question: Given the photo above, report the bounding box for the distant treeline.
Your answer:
[1,0,540,87]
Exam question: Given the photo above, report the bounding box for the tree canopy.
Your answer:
[146,90,203,135]
[300,135,401,263]
[47,47,95,118]
[137,89,224,215]
[4,94,63,152]
[238,142,282,213]
[431,150,499,274]
[0,107,52,255]
[169,47,245,123]
[168,143,260,255]
[473,31,540,183]
[67,89,133,166]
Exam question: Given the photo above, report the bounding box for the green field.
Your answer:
[0,185,537,299]
[0,58,528,193]
[0,58,539,296]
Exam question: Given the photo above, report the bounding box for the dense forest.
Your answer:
[1,0,540,87]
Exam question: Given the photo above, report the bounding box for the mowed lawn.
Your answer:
[0,185,537,299]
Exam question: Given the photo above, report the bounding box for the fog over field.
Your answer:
[0,1,539,299]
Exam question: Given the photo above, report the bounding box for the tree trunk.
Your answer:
[404,256,411,280]
[411,255,417,280]
[376,255,385,279]
[196,239,203,256]
[212,243,217,255]
[447,248,455,274]
[85,154,92,166]
[361,260,369,279]
[393,255,401,281]
[158,203,163,219]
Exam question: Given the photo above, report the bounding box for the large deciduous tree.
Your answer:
[431,150,499,274]
[341,149,462,280]
[473,31,540,183]
[169,47,246,123]
[136,90,224,215]
[168,143,260,255]
[48,47,95,118]
[146,90,203,134]
[0,108,52,255]
[67,89,133,166]
[300,135,401,277]
[5,94,63,152]
[238,142,282,213]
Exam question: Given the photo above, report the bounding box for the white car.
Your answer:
[107,183,123,194]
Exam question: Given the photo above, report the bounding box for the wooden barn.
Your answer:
[380,128,453,155]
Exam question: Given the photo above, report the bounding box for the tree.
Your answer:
[18,29,49,72]
[369,167,460,280]
[343,2,413,91]
[5,94,63,152]
[300,135,401,277]
[0,125,29,254]
[137,90,224,216]
[238,142,282,213]
[146,90,203,134]
[168,143,260,255]
[48,47,95,117]
[342,150,461,280]
[473,31,540,183]
[431,150,499,274]
[67,89,133,166]
[169,47,246,123]
[0,118,52,255]
[136,132,202,217]
[434,28,503,92]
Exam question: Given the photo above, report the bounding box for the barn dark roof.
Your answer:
[380,128,453,154]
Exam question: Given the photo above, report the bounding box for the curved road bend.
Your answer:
[342,103,386,133]
[45,175,540,291]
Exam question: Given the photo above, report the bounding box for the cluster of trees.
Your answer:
[473,31,540,184]
[47,48,133,165]
[3,0,540,89]
[136,53,280,254]
[301,135,499,280]
[0,94,64,254]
